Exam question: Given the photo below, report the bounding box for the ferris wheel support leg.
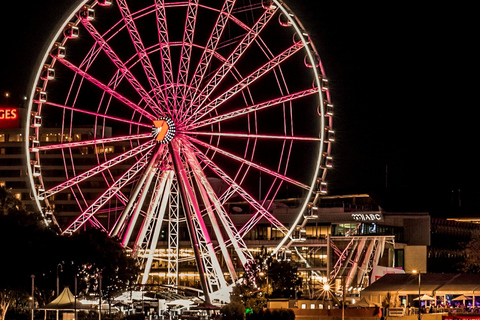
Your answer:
[168,177,180,289]
[115,146,164,246]
[169,139,212,304]
[186,151,238,281]
[140,171,173,284]
[345,238,366,289]
[110,145,164,238]
[123,167,158,248]
[185,143,254,277]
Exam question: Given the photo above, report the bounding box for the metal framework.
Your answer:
[330,235,395,290]
[26,0,333,301]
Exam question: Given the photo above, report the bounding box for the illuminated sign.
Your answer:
[0,107,20,129]
[352,213,382,221]
[152,117,175,144]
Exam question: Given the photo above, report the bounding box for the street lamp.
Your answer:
[31,275,35,320]
[56,263,63,296]
[321,282,331,309]
[413,270,421,320]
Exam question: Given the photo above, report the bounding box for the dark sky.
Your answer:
[0,1,477,217]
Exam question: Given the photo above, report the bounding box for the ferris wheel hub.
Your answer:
[152,117,176,144]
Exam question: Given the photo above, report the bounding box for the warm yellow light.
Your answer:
[412,270,418,274]
[323,283,330,291]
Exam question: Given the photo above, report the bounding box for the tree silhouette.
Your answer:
[0,187,139,320]
[459,229,480,273]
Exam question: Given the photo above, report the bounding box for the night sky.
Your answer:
[0,1,477,218]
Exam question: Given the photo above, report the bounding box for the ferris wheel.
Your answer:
[25,0,333,301]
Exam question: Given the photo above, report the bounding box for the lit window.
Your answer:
[301,304,307,309]
[310,304,315,309]
[8,134,23,142]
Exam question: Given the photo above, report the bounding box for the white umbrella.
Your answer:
[414,294,435,301]
[452,295,472,301]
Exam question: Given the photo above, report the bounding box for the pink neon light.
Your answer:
[81,20,161,117]
[29,0,332,292]
[187,136,309,190]
[184,87,319,130]
[55,56,157,121]
[191,41,305,124]
[63,150,154,234]
[184,131,321,142]
[184,140,288,233]
[117,0,166,108]
[40,140,156,199]
[183,5,278,123]
[36,133,151,151]
[43,101,152,127]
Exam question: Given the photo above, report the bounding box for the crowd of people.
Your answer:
[404,303,480,315]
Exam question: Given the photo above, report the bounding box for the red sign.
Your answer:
[0,107,20,129]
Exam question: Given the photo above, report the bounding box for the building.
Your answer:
[0,104,128,228]
[1,104,431,298]
[428,218,478,273]
[144,194,430,298]
[0,107,34,209]
[361,273,480,308]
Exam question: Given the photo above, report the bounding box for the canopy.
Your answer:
[348,297,380,308]
[38,287,89,310]
[413,294,435,301]
[452,295,473,301]
[191,302,220,310]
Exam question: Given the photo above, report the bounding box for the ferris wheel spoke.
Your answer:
[186,5,278,121]
[174,0,199,117]
[185,131,321,142]
[155,0,175,109]
[81,20,161,117]
[117,0,166,107]
[185,140,289,236]
[62,148,155,235]
[40,140,156,200]
[187,136,309,190]
[185,87,318,130]
[192,41,305,124]
[42,101,151,128]
[55,56,157,121]
[178,0,237,117]
[36,133,151,152]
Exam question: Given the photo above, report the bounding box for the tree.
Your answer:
[67,229,140,304]
[0,187,54,320]
[459,229,480,273]
[0,186,25,216]
[263,258,301,299]
[0,187,139,320]
[221,254,301,320]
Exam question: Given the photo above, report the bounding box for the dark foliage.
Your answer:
[0,187,139,320]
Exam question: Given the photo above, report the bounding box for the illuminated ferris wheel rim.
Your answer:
[24,0,333,296]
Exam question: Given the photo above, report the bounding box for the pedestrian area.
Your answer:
[362,273,480,313]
